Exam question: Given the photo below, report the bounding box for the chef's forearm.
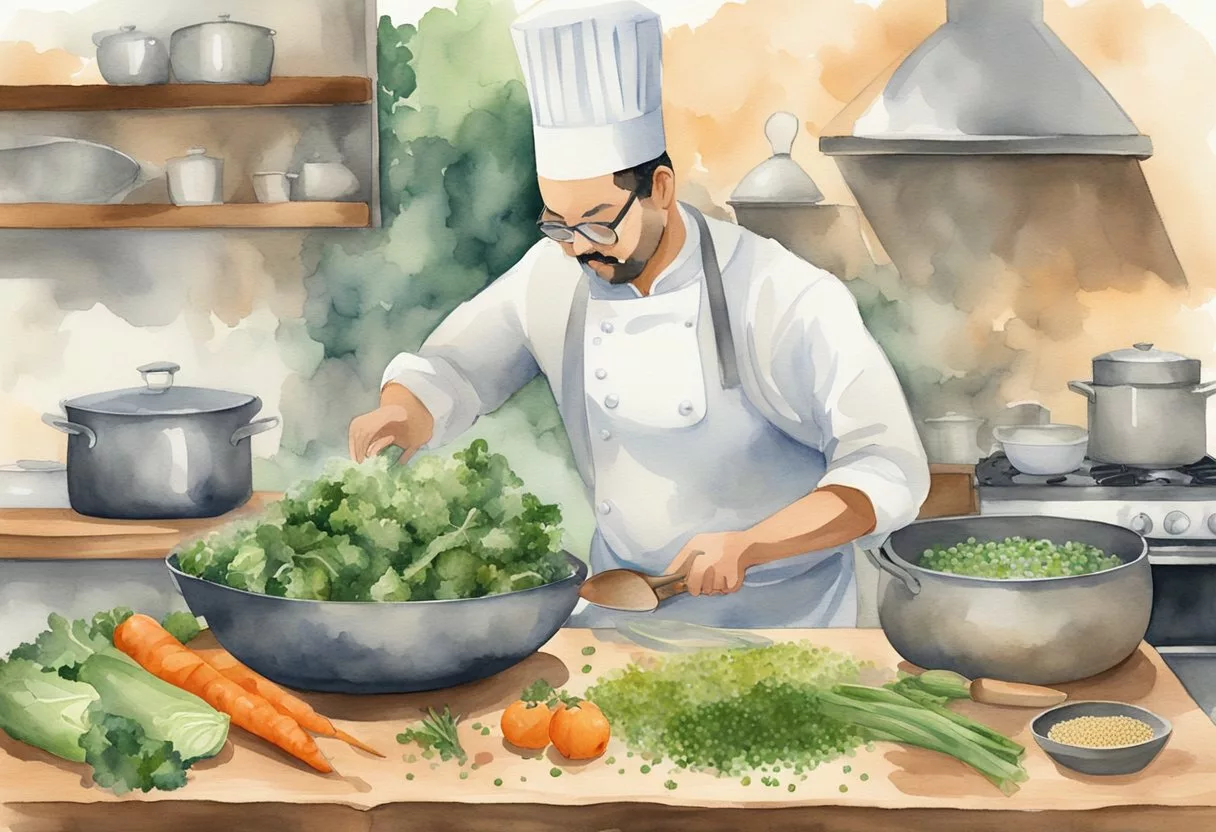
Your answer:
[740,486,878,567]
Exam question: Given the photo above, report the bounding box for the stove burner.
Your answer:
[978,453,1216,489]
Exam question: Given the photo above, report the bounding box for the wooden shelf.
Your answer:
[0,76,372,111]
[0,492,281,560]
[0,202,370,229]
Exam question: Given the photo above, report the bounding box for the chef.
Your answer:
[349,0,930,628]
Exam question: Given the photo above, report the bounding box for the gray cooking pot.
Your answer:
[42,362,279,520]
[1068,343,1216,469]
[866,515,1150,685]
[170,14,275,85]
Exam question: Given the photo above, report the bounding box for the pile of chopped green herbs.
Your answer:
[177,439,571,602]
[586,643,1027,795]
[919,536,1120,579]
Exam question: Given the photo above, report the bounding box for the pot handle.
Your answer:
[863,546,921,596]
[1194,380,1216,398]
[1067,380,1095,401]
[41,413,97,449]
[231,416,280,446]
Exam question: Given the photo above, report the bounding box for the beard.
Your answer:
[577,210,667,285]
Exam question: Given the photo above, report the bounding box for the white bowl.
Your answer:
[993,424,1089,476]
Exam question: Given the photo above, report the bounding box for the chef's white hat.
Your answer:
[511,0,665,181]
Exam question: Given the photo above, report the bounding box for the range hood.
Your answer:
[819,0,1152,157]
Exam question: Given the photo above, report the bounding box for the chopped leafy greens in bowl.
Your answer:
[175,440,573,603]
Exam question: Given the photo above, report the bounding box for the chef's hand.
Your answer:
[348,383,435,463]
[664,532,754,597]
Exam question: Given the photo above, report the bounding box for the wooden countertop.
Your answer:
[0,466,976,561]
[1,628,1213,832]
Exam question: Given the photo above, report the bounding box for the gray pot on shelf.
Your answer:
[92,25,170,85]
[169,14,275,85]
[41,362,278,520]
[1068,343,1216,468]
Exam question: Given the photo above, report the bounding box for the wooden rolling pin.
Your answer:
[970,678,1067,708]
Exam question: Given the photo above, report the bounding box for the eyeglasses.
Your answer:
[537,189,639,246]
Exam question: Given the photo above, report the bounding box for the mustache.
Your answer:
[577,252,621,266]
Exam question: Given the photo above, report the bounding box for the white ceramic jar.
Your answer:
[166,148,224,206]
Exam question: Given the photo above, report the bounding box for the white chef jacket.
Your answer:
[382,203,930,628]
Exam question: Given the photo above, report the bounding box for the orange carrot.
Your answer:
[113,614,333,774]
[195,647,384,757]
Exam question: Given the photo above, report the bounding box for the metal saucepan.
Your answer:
[866,515,1151,685]
[42,362,279,520]
[1069,343,1216,469]
[170,14,275,85]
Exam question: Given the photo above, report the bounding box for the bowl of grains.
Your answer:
[1031,701,1172,776]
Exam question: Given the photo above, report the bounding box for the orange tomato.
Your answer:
[500,700,553,750]
[548,700,611,760]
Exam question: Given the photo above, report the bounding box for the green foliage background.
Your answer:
[260,0,596,557]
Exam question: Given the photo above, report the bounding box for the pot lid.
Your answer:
[924,411,983,425]
[1093,343,1200,385]
[64,362,257,416]
[729,112,824,206]
[179,14,274,34]
[0,460,66,473]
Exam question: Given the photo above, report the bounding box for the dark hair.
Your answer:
[613,151,674,198]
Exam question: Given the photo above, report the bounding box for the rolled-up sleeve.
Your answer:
[761,271,930,551]
[381,246,542,448]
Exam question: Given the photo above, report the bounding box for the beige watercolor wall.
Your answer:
[2,0,1216,471]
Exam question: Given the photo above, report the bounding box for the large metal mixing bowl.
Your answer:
[0,135,141,203]
[867,516,1151,685]
[168,552,587,694]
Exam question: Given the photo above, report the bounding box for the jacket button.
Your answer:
[601,321,614,334]
[600,429,612,441]
[598,501,611,515]
[592,336,602,346]
[595,368,607,380]
[679,400,694,416]
[684,319,695,328]
[604,394,619,409]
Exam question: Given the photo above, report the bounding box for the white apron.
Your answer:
[563,204,857,629]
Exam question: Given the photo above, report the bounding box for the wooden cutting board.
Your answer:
[0,492,282,559]
[1,629,1214,830]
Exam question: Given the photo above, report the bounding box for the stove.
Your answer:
[977,453,1216,719]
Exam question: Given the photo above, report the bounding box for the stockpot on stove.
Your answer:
[1068,343,1216,469]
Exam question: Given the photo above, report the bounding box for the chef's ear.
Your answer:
[649,165,676,210]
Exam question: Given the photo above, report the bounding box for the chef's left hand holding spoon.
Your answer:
[348,382,435,463]
[664,531,753,597]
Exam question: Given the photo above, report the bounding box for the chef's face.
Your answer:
[537,168,673,285]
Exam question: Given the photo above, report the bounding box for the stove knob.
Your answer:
[1210,514,1216,535]
[1164,511,1191,536]
[1129,513,1153,535]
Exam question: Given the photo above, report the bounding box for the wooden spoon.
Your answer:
[579,567,689,612]
[969,678,1067,708]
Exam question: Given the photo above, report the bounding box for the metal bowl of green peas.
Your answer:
[866,516,1150,686]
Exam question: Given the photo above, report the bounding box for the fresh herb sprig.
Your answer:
[520,679,581,709]
[397,706,467,764]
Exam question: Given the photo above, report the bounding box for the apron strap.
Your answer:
[684,203,741,389]
[561,276,596,489]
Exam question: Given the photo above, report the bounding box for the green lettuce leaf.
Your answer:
[160,612,202,645]
[77,650,229,764]
[79,705,188,796]
[0,659,99,762]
